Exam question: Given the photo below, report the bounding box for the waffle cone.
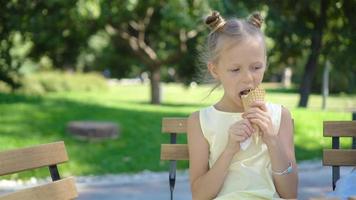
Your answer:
[241,86,266,144]
[241,86,265,110]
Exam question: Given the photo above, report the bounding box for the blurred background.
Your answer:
[0,0,355,195]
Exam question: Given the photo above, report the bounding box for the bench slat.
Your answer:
[323,121,356,137]
[323,149,356,166]
[162,118,187,133]
[160,144,189,160]
[0,177,78,200]
[0,142,68,176]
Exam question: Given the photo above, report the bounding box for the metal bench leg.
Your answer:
[169,160,177,200]
[332,137,340,190]
[169,133,177,200]
[49,165,61,181]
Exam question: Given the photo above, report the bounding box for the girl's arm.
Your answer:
[267,106,298,199]
[187,111,235,200]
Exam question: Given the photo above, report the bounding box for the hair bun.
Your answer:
[248,12,263,29]
[205,11,226,32]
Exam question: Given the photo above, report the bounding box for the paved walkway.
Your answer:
[0,160,355,200]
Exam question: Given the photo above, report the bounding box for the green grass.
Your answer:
[0,83,355,179]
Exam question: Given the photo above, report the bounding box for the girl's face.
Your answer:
[209,37,266,107]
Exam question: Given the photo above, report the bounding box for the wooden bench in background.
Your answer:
[160,117,188,200]
[0,141,78,200]
[308,118,356,200]
[323,120,356,190]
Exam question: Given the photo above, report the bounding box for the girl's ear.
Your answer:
[208,62,219,80]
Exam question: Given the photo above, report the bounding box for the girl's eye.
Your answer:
[230,68,240,72]
[254,66,262,70]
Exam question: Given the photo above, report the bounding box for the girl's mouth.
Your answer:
[239,89,251,97]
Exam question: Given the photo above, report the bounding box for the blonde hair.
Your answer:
[204,11,265,64]
[199,11,266,97]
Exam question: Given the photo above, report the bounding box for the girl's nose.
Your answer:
[241,71,253,83]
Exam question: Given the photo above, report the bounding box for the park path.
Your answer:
[0,160,354,200]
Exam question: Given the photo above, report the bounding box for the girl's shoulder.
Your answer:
[265,101,281,111]
[266,102,291,117]
[194,102,288,120]
[266,102,285,135]
[266,102,292,120]
[266,102,293,136]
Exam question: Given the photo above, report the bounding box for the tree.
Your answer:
[266,0,356,107]
[0,2,26,89]
[319,0,356,94]
[100,0,209,104]
[298,0,328,107]
[2,0,355,105]
[0,0,97,89]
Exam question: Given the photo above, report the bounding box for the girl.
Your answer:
[187,11,298,200]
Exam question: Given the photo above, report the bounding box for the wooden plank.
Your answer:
[0,177,78,200]
[160,144,189,160]
[323,149,356,166]
[323,121,356,137]
[162,118,187,133]
[0,141,68,176]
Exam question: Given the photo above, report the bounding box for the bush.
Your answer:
[18,71,108,95]
[0,81,12,93]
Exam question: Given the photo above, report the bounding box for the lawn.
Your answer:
[0,83,355,179]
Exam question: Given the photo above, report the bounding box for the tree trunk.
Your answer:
[298,38,321,107]
[298,0,328,108]
[322,60,331,110]
[282,67,292,88]
[150,66,161,104]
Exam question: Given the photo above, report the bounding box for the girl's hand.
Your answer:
[242,101,277,146]
[225,118,255,154]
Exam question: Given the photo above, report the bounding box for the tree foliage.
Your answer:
[0,0,355,105]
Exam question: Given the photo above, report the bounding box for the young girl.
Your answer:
[187,11,298,200]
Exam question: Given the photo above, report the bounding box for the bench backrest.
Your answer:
[322,121,356,190]
[0,141,78,200]
[160,117,188,200]
[160,118,188,161]
[160,117,295,200]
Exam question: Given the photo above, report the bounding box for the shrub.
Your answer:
[0,81,12,93]
[18,71,108,95]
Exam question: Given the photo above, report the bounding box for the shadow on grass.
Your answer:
[266,88,298,94]
[129,100,209,108]
[0,92,44,104]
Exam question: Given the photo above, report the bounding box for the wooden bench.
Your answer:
[309,118,356,200]
[323,120,356,190]
[160,117,188,200]
[160,117,295,199]
[0,141,78,200]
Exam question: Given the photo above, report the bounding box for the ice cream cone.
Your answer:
[241,85,266,144]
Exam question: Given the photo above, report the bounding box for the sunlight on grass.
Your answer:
[0,83,355,179]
